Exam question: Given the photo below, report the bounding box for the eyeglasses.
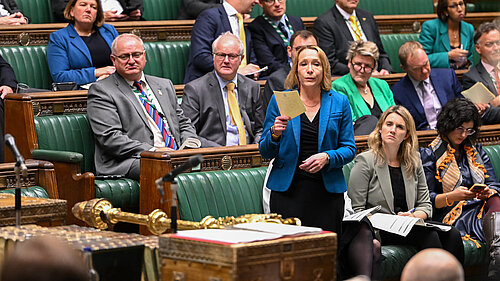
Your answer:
[481,40,500,48]
[351,62,374,73]
[214,52,241,61]
[113,51,145,61]
[455,126,475,136]
[448,1,465,9]
[261,0,284,4]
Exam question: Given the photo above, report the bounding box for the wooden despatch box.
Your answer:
[0,194,66,226]
[159,232,337,281]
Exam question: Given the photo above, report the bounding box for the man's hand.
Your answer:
[372,69,390,76]
[0,13,27,25]
[0,86,14,99]
[237,63,261,80]
[474,102,490,114]
[127,9,142,21]
[490,96,500,107]
[104,10,128,21]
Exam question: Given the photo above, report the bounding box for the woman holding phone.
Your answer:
[420,98,500,280]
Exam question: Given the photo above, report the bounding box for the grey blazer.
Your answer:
[87,72,197,176]
[181,71,264,147]
[463,62,497,94]
[347,150,432,218]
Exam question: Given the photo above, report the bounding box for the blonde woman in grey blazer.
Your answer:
[346,106,464,278]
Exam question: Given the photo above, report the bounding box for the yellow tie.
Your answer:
[226,82,246,145]
[349,15,362,41]
[236,13,247,67]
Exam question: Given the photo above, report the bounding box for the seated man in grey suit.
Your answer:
[262,30,317,112]
[87,34,199,180]
[463,22,500,105]
[181,32,264,147]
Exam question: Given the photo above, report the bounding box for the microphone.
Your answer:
[155,155,203,185]
[5,134,26,170]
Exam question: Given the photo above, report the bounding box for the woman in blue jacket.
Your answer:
[259,45,356,234]
[419,0,474,69]
[47,0,118,87]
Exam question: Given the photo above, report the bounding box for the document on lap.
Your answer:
[462,82,496,104]
[369,213,451,237]
[274,90,306,119]
[343,205,381,222]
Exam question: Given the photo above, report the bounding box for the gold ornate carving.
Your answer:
[221,155,232,170]
[17,32,30,46]
[72,198,300,235]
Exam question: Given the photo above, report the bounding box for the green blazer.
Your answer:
[419,18,474,68]
[347,150,432,218]
[332,74,395,122]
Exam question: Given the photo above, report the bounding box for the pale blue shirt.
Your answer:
[215,72,243,146]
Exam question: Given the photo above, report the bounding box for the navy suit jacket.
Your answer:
[247,15,304,74]
[259,90,356,193]
[313,6,392,76]
[184,5,257,83]
[47,23,118,86]
[391,68,463,130]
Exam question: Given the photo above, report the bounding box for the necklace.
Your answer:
[358,85,369,95]
[304,101,320,107]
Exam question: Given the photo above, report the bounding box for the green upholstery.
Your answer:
[380,33,420,73]
[0,186,49,198]
[358,0,434,15]
[467,1,500,12]
[251,0,332,18]
[144,41,190,85]
[33,114,140,210]
[143,0,181,20]
[176,167,267,222]
[0,45,51,90]
[16,0,54,24]
[342,161,354,183]
[482,145,500,179]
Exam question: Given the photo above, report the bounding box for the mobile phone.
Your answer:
[469,183,487,193]
[122,6,140,15]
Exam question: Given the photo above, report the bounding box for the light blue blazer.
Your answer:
[259,89,356,193]
[419,18,474,68]
[47,23,118,86]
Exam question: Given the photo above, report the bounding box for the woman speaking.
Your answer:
[259,45,356,233]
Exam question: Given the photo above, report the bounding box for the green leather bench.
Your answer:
[32,114,140,211]
[0,41,190,90]
[0,186,49,198]
[143,0,181,20]
[175,160,489,280]
[380,33,419,73]
[251,0,332,18]
[358,0,434,15]
[16,0,54,24]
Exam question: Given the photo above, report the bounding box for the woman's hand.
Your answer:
[448,48,468,63]
[477,187,496,201]
[95,66,116,78]
[450,186,476,201]
[272,115,291,137]
[299,152,329,173]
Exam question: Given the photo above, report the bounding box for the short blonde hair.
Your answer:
[398,41,424,68]
[284,45,332,91]
[64,0,104,28]
[346,41,379,64]
[368,105,420,178]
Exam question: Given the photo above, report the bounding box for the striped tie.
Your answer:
[133,81,177,149]
[349,15,362,41]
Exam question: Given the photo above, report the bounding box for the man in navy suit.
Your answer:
[392,41,500,130]
[184,0,261,83]
[313,0,391,76]
[247,0,305,75]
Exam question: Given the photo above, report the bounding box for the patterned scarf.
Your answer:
[429,136,488,225]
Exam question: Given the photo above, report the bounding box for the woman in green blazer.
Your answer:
[332,41,395,135]
[419,0,474,69]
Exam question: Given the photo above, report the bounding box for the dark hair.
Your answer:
[474,22,500,44]
[436,0,467,22]
[436,98,481,143]
[290,30,317,48]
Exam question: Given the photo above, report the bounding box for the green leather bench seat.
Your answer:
[16,0,54,24]
[251,0,332,18]
[483,145,500,180]
[33,114,140,210]
[143,41,190,85]
[176,167,266,222]
[0,45,51,90]
[176,161,489,278]
[380,33,419,73]
[0,186,49,198]
[143,0,181,20]
[0,41,190,90]
[358,0,434,15]
[467,1,500,12]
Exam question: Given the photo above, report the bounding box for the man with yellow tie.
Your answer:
[182,32,264,147]
[184,0,261,83]
[313,0,392,76]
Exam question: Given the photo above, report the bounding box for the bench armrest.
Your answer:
[32,149,83,163]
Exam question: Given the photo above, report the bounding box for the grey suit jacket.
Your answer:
[347,150,432,218]
[87,72,197,176]
[181,71,264,147]
[463,62,497,94]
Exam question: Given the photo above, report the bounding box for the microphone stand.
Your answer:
[155,177,178,233]
[14,163,27,227]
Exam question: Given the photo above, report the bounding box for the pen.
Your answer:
[409,208,416,213]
